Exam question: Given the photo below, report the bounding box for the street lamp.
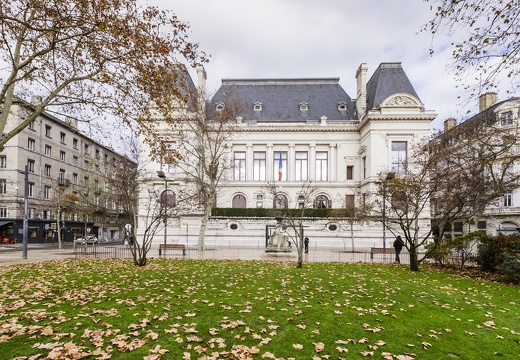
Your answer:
[157,170,168,246]
[382,172,395,249]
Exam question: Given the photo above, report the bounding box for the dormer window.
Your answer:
[215,102,224,111]
[253,102,263,112]
[338,102,348,111]
[500,110,514,126]
[299,102,308,112]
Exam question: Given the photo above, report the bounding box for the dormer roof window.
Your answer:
[299,102,308,112]
[215,102,224,111]
[338,102,348,111]
[253,102,263,112]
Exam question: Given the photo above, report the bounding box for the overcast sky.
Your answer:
[141,0,487,131]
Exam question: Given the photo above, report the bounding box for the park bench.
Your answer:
[370,247,394,259]
[158,243,186,256]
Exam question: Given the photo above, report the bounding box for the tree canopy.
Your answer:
[425,0,519,98]
[0,0,206,152]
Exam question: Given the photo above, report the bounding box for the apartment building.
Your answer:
[0,98,136,244]
[437,94,520,238]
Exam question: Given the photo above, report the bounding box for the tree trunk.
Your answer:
[409,244,419,271]
[198,203,212,251]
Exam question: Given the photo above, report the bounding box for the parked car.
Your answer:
[75,235,98,245]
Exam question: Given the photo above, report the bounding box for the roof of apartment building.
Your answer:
[365,62,421,111]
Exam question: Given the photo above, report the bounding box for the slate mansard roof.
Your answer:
[365,62,421,111]
[207,62,422,122]
[209,78,355,122]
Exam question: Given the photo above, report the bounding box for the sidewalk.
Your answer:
[0,243,76,266]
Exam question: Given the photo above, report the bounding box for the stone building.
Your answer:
[437,94,520,238]
[0,98,136,244]
[139,62,437,250]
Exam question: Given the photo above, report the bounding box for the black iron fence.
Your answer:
[74,245,424,265]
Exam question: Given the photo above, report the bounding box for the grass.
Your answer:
[0,259,519,359]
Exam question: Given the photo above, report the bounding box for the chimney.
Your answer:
[196,65,207,115]
[479,92,497,112]
[444,118,457,132]
[355,63,368,119]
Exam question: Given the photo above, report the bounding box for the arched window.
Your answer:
[314,195,331,208]
[273,194,288,209]
[232,194,247,208]
[160,190,176,208]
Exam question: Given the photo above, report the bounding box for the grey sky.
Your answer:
[142,0,486,131]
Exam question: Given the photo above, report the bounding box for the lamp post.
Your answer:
[22,165,28,258]
[382,172,395,249]
[157,171,168,246]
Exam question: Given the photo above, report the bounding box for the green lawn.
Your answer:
[0,259,519,359]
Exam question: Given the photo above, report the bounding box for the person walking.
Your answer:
[393,235,405,263]
[304,237,310,253]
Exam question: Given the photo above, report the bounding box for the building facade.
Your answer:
[0,98,136,244]
[438,94,520,238]
[139,63,436,250]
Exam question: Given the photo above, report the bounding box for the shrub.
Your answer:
[476,234,520,271]
[498,252,520,284]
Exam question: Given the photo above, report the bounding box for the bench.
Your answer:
[159,243,186,256]
[370,247,394,259]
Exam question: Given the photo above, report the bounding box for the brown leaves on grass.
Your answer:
[0,259,519,359]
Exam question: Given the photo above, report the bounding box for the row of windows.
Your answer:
[217,102,349,113]
[234,150,331,182]
[27,122,118,163]
[231,193,334,209]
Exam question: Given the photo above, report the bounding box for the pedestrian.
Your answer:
[393,235,405,263]
[304,237,309,253]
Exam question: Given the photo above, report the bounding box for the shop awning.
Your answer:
[0,221,13,227]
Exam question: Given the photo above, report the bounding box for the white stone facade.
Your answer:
[138,63,437,250]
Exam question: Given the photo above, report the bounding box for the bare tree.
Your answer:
[331,191,376,252]
[50,182,78,249]
[424,0,519,97]
[0,0,206,152]
[264,181,320,268]
[381,115,520,271]
[172,93,244,250]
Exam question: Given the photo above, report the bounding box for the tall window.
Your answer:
[73,173,78,185]
[44,186,51,199]
[295,151,308,181]
[345,194,355,211]
[232,194,246,208]
[0,156,6,168]
[273,194,288,208]
[60,151,66,161]
[44,164,51,177]
[346,165,354,180]
[27,159,35,173]
[391,141,407,174]
[44,144,52,157]
[315,151,328,181]
[59,169,65,185]
[28,183,34,198]
[314,194,331,208]
[45,124,52,137]
[273,151,287,181]
[73,156,78,166]
[253,151,266,181]
[60,132,66,143]
[0,208,7,218]
[503,192,513,207]
[28,138,35,151]
[0,179,6,194]
[234,152,246,181]
[73,138,78,149]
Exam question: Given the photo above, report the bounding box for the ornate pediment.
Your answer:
[382,94,421,108]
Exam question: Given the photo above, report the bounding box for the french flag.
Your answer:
[278,152,283,181]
